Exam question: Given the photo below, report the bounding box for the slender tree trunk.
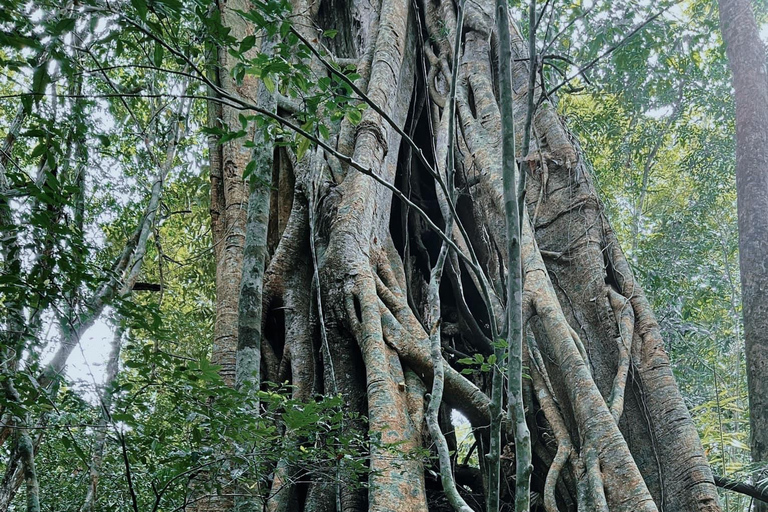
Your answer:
[209,0,260,388]
[718,0,768,508]
[200,1,274,510]
[497,0,532,509]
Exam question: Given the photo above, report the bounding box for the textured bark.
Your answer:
[202,0,724,509]
[499,17,720,509]
[718,1,768,508]
[197,2,268,511]
[209,0,261,387]
[236,36,276,398]
[313,0,427,502]
[16,431,39,512]
[496,0,532,510]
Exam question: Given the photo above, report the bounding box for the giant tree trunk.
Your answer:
[718,0,768,509]
[208,0,723,509]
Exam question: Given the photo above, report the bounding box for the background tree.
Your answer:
[718,0,768,508]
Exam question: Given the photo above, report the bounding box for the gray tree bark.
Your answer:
[718,0,768,509]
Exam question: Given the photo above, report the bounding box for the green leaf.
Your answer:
[0,33,41,51]
[153,42,164,67]
[30,143,47,158]
[21,93,32,112]
[296,134,311,160]
[53,18,76,36]
[31,66,49,104]
[346,108,362,125]
[219,129,247,143]
[280,21,291,38]
[263,75,276,94]
[131,0,148,19]
[234,64,246,84]
[72,440,90,466]
[239,35,256,54]
[243,159,257,181]
[112,413,135,424]
[156,0,183,16]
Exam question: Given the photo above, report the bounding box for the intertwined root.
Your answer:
[247,0,724,508]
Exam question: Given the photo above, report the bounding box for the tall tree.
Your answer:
[199,0,723,510]
[718,0,768,507]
